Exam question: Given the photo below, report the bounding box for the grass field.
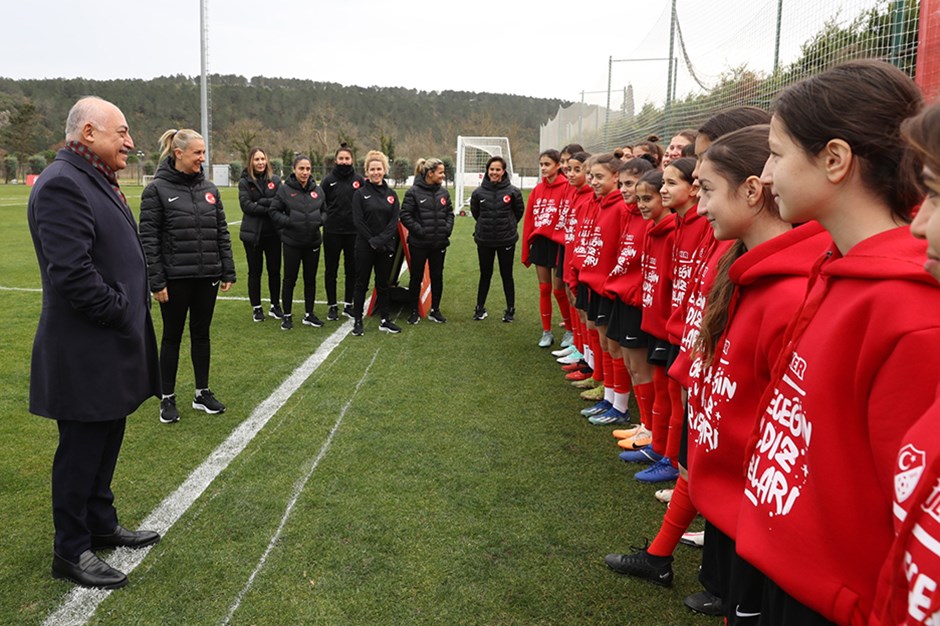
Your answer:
[0,182,715,625]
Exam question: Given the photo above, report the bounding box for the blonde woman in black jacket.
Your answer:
[400,157,454,324]
[350,150,401,336]
[139,128,235,424]
[238,147,282,322]
[269,155,325,330]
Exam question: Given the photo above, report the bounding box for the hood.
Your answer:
[286,172,314,191]
[819,225,935,285]
[731,221,831,286]
[155,156,204,185]
[413,175,441,193]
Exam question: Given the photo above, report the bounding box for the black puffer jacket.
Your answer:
[400,176,454,248]
[352,178,400,253]
[470,174,524,247]
[139,158,236,292]
[238,169,281,245]
[321,164,364,235]
[269,173,325,249]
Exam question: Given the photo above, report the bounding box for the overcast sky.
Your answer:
[3,1,873,108]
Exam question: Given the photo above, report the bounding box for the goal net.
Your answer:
[455,136,513,212]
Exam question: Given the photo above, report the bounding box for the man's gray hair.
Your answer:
[64,96,108,141]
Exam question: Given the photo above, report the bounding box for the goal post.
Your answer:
[455,136,513,212]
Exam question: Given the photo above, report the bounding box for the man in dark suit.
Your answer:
[28,96,163,589]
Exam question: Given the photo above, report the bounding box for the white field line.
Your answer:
[0,286,336,306]
[42,320,353,626]
[222,350,379,625]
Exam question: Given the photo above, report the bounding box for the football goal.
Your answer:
[455,136,513,213]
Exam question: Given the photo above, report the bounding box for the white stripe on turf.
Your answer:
[42,320,353,626]
[222,350,379,624]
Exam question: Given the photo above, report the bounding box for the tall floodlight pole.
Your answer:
[200,0,210,168]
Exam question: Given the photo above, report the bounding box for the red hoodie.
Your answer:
[871,393,940,626]
[639,213,677,340]
[666,208,715,344]
[668,237,735,388]
[564,184,596,286]
[521,173,569,264]
[602,203,646,306]
[578,190,627,294]
[736,226,940,626]
[685,222,831,541]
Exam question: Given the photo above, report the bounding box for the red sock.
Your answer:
[648,476,698,557]
[665,376,685,466]
[554,288,572,330]
[591,332,605,382]
[651,365,671,455]
[633,381,655,430]
[602,349,614,391]
[612,358,632,396]
[572,315,585,352]
[539,283,552,332]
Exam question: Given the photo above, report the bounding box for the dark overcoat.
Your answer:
[27,148,161,421]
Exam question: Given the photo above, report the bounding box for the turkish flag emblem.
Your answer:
[311,191,319,199]
[896,444,926,503]
[503,195,511,203]
[353,181,361,189]
[267,182,275,190]
[205,192,216,204]
[387,196,395,204]
[440,197,446,206]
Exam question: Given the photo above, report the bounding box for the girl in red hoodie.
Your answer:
[872,100,940,626]
[735,60,940,626]
[521,149,570,347]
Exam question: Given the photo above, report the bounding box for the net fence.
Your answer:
[542,0,931,153]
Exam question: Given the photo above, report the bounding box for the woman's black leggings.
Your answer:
[282,243,320,316]
[476,243,516,309]
[159,278,219,394]
[243,234,281,308]
[408,245,446,311]
[353,240,393,319]
[323,231,357,306]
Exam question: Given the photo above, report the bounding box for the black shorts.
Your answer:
[700,520,767,625]
[594,292,613,327]
[528,235,558,268]
[575,283,590,311]
[554,245,566,279]
[587,289,601,322]
[678,403,689,468]
[618,304,650,349]
[665,343,681,370]
[647,337,671,366]
[606,299,628,343]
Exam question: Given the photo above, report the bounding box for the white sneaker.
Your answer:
[552,345,577,357]
[655,488,674,504]
[557,351,583,365]
[560,330,574,348]
[680,530,705,548]
[538,331,553,348]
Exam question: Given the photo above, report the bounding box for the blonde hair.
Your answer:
[364,150,389,173]
[159,128,203,160]
[414,157,444,179]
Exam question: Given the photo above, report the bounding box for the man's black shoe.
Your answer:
[91,525,161,550]
[52,550,128,589]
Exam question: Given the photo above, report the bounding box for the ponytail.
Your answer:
[697,241,747,369]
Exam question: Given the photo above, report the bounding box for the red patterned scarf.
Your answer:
[66,140,129,209]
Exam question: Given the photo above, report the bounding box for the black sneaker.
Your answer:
[252,307,265,323]
[684,590,724,617]
[604,548,674,587]
[159,396,179,424]
[380,318,401,334]
[352,319,364,336]
[281,314,293,330]
[192,389,225,414]
[502,307,515,323]
[428,309,447,323]
[302,313,324,328]
[407,310,420,325]
[473,305,488,320]
[269,303,284,319]
[326,305,339,321]
[343,304,355,319]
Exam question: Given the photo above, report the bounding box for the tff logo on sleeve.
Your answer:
[503,194,511,204]
[387,195,395,204]
[440,197,447,206]
[205,192,216,205]
[895,444,926,504]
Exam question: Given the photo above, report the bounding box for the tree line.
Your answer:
[0,75,564,182]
